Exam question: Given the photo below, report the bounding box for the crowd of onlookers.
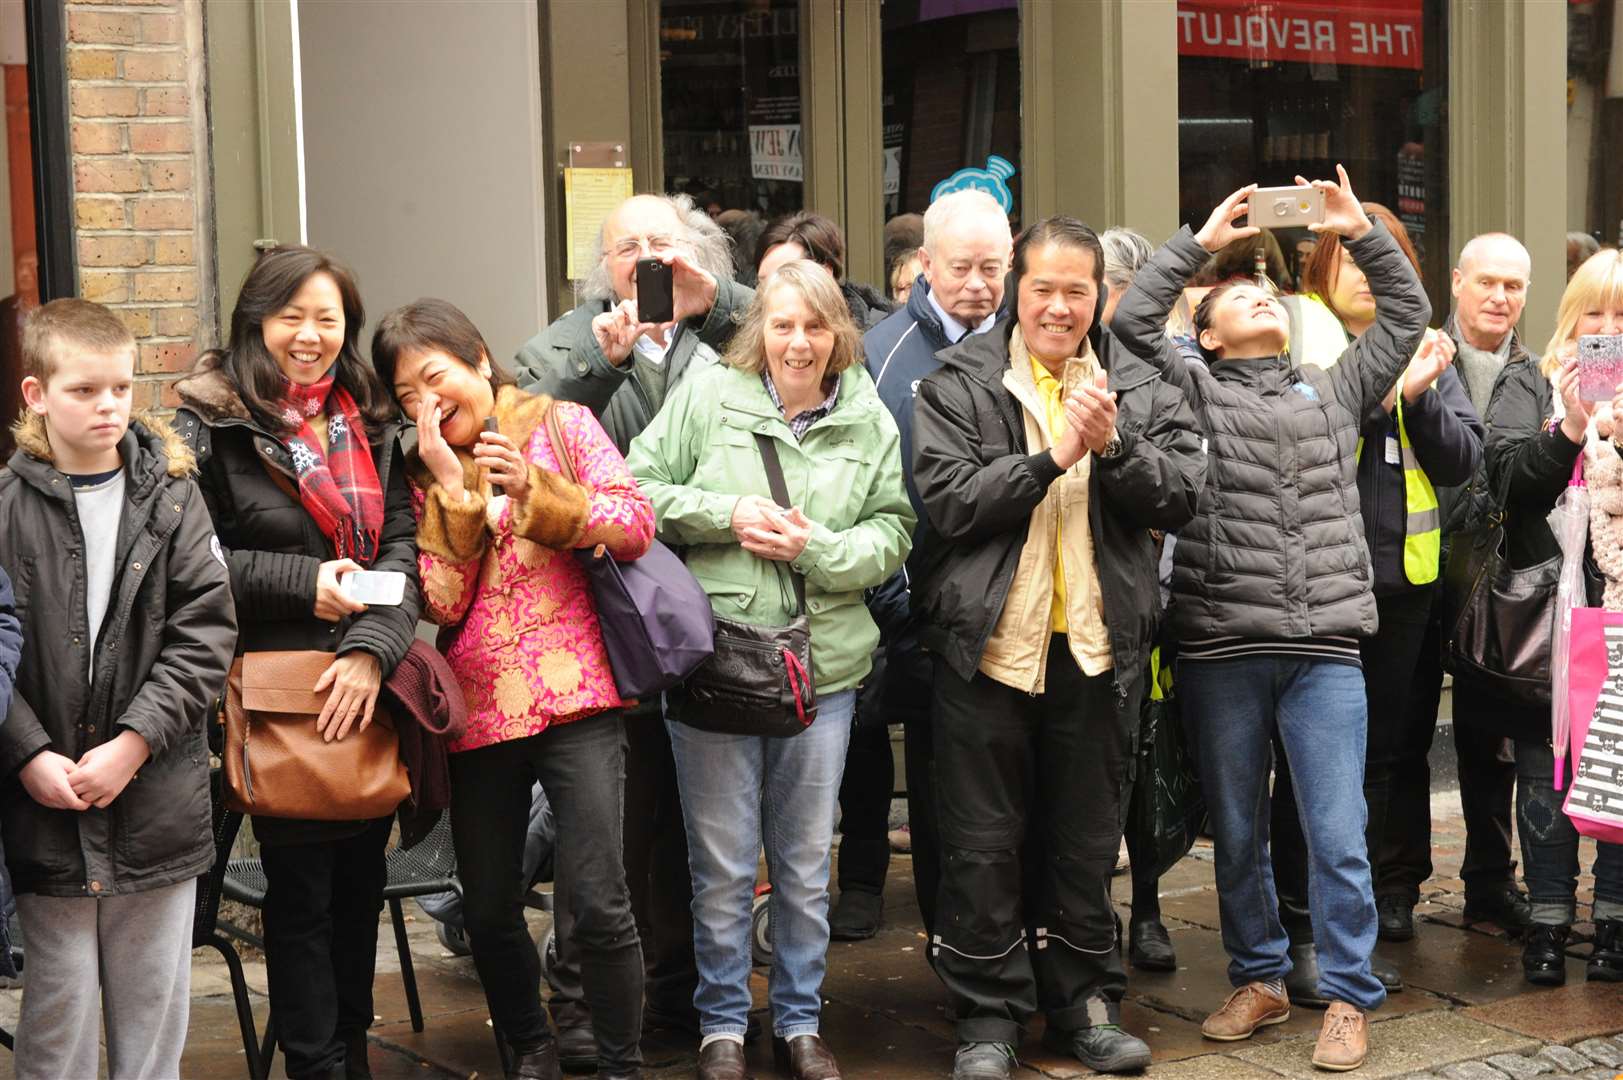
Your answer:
[0,167,1619,1080]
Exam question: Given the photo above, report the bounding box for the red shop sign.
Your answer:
[1177,0,1423,71]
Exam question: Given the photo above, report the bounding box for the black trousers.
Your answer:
[552,701,699,1023]
[836,691,896,897]
[887,637,942,934]
[260,817,392,1078]
[450,717,644,1072]
[931,638,1132,1044]
[1272,589,1519,940]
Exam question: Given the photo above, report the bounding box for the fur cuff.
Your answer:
[418,484,488,562]
[510,464,589,549]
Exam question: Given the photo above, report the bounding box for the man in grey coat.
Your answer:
[514,192,752,453]
[511,192,753,1062]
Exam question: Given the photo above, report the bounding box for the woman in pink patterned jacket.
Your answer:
[373,298,654,1080]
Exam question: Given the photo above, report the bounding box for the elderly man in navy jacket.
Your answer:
[843,190,1013,941]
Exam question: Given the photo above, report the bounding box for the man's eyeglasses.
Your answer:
[609,235,680,261]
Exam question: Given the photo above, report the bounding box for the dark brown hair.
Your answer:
[204,246,395,433]
[370,298,513,392]
[1298,202,1420,325]
[757,212,849,282]
[1189,229,1293,290]
[21,298,135,383]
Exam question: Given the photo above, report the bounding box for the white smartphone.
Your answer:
[339,570,407,606]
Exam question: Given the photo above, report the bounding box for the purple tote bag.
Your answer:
[545,406,715,700]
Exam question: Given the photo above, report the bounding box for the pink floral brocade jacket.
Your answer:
[409,387,654,752]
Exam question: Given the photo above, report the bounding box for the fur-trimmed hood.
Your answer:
[171,352,252,424]
[9,408,196,480]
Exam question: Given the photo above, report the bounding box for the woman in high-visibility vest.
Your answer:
[1271,205,1485,1003]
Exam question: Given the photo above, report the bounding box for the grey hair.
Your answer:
[1568,231,1601,264]
[922,189,1011,257]
[577,193,737,303]
[1100,227,1154,291]
[1456,232,1531,277]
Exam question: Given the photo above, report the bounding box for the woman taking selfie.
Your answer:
[174,247,421,1080]
[626,261,913,1080]
[372,298,654,1080]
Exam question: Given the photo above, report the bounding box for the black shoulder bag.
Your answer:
[673,433,819,737]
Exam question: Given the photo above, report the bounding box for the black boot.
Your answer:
[1376,894,1414,942]
[1127,918,1177,972]
[1521,924,1570,987]
[342,1030,373,1080]
[510,1039,563,1080]
[1588,919,1623,982]
[1284,941,1328,1007]
[828,889,883,941]
[1463,883,1533,936]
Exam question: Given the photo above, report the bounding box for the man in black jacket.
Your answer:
[913,218,1204,1079]
[1372,234,1536,942]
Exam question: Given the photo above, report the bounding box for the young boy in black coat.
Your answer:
[0,299,236,1078]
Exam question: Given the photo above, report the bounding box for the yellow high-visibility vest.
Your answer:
[1356,393,1441,585]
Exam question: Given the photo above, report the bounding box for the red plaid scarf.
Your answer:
[279,370,384,563]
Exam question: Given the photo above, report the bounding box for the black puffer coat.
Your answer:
[1483,357,1581,571]
[1111,221,1430,640]
[910,317,1205,702]
[173,357,421,844]
[0,412,236,897]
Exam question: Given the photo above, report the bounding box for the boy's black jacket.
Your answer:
[0,411,236,897]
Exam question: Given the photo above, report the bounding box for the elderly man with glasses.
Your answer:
[512,192,753,1069]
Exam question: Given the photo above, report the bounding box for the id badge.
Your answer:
[1384,436,1401,465]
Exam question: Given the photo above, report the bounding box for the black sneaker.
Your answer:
[951,1041,1016,1080]
[1376,894,1414,942]
[1127,919,1177,972]
[1041,1022,1152,1074]
[1521,924,1570,986]
[1588,918,1623,982]
[828,889,883,941]
[1463,884,1533,936]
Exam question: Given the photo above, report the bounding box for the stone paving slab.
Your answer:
[1141,1053,1286,1078]
[1232,1010,1540,1079]
[1463,982,1623,1043]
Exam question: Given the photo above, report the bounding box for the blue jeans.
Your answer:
[1178,657,1385,1011]
[668,689,856,1039]
[1513,737,1623,925]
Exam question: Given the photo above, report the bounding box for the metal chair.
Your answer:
[215,811,461,1078]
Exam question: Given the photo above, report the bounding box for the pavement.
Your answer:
[0,791,1619,1079]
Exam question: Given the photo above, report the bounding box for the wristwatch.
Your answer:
[1099,429,1124,460]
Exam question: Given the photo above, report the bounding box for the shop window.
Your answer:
[1177,0,1449,308]
[880,0,1020,292]
[659,0,805,221]
[1567,0,1618,278]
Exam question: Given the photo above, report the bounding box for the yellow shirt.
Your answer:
[1030,352,1070,633]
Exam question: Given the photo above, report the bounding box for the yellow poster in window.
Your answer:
[565,167,636,280]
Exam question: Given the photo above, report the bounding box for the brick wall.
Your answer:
[65,0,213,410]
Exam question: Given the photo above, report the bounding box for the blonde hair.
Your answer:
[722,260,863,377]
[1542,248,1623,377]
[21,298,135,384]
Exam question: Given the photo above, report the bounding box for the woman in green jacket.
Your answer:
[627,260,914,1080]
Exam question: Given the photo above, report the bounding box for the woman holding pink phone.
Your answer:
[1481,247,1623,987]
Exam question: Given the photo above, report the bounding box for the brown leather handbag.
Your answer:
[221,650,410,820]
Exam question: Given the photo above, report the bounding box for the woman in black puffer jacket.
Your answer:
[1112,170,1430,1071]
[1480,247,1623,988]
[174,247,420,1080]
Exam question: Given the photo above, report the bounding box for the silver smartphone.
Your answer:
[339,570,407,606]
[1249,185,1325,229]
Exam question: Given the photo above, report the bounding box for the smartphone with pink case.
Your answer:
[1579,334,1623,402]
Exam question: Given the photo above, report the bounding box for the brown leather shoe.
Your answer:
[1311,1002,1368,1071]
[772,1034,841,1080]
[697,1040,753,1080]
[1200,982,1291,1041]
